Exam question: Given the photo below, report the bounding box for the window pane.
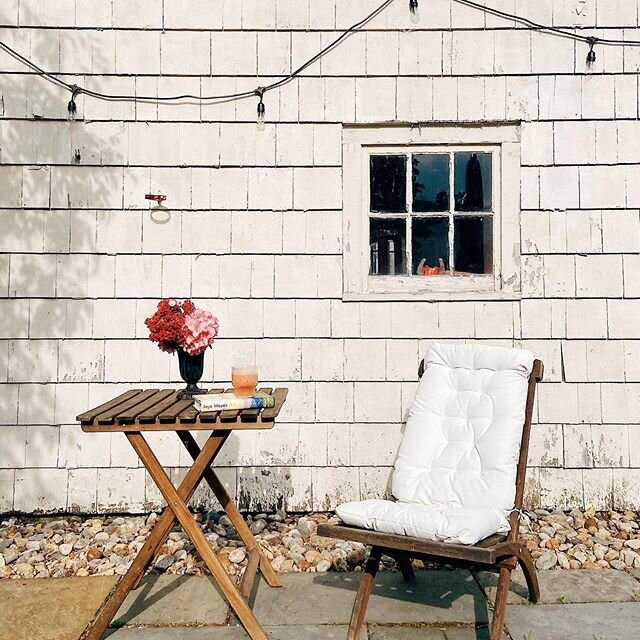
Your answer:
[412,217,449,275]
[454,152,492,211]
[370,155,407,212]
[370,218,406,275]
[412,154,450,212]
[454,216,493,274]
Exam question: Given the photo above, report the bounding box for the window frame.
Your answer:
[343,124,522,301]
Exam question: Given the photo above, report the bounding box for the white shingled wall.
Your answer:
[1,0,640,514]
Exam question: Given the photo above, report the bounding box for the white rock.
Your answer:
[593,544,607,560]
[535,551,557,570]
[229,548,246,564]
[621,549,640,566]
[155,554,175,571]
[316,560,331,572]
[250,520,267,535]
[573,550,588,564]
[59,544,73,557]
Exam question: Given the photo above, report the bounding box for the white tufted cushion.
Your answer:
[335,499,509,545]
[392,342,534,512]
[335,343,535,544]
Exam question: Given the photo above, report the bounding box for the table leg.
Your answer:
[128,432,269,640]
[177,431,281,588]
[79,430,229,640]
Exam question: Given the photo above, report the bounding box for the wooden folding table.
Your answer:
[76,386,288,640]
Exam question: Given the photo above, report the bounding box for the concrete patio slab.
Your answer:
[505,601,640,640]
[0,574,229,640]
[115,575,229,626]
[443,628,490,640]
[367,626,447,639]
[106,625,366,639]
[3,569,638,640]
[476,568,640,605]
[248,571,489,626]
[0,576,118,640]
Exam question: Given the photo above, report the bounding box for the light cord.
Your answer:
[0,0,396,105]
[0,0,638,110]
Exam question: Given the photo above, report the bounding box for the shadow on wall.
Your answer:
[0,10,123,513]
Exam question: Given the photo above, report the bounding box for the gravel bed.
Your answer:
[1,508,639,579]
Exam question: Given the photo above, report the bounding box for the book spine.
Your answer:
[196,397,271,411]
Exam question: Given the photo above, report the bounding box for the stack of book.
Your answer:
[194,391,275,412]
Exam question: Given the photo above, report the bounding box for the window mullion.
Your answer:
[406,153,412,275]
[448,151,455,273]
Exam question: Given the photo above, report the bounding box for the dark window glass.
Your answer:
[412,154,450,212]
[370,218,406,275]
[412,217,449,275]
[454,216,493,274]
[370,155,406,212]
[454,152,492,211]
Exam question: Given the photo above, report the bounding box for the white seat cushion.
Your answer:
[336,499,510,545]
[392,342,534,512]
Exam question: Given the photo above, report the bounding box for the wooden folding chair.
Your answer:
[319,349,543,640]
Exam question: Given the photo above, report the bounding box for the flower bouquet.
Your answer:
[145,299,219,398]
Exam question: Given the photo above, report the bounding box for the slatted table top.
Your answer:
[77,387,288,432]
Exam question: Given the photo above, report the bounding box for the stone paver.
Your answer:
[115,575,228,626]
[367,625,446,639]
[107,626,365,639]
[506,602,640,640]
[0,576,117,640]
[107,625,488,640]
[476,568,640,605]
[442,627,490,640]
[2,570,639,640]
[249,571,489,626]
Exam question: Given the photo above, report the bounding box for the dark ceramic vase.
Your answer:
[177,349,206,399]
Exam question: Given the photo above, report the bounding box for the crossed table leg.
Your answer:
[79,430,280,640]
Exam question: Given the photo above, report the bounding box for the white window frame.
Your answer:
[342,124,522,301]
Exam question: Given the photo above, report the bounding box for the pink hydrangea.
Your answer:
[182,308,219,356]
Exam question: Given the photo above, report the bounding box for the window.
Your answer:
[343,125,521,301]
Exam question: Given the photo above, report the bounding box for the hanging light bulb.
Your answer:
[409,0,420,24]
[586,37,597,66]
[67,85,79,120]
[255,87,266,132]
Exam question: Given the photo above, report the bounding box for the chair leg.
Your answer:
[517,548,540,603]
[490,566,512,640]
[396,554,415,582]
[347,546,382,640]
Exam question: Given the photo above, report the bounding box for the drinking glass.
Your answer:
[232,365,258,397]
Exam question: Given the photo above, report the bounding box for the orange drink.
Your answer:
[232,365,258,397]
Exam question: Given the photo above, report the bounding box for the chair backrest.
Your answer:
[392,343,542,514]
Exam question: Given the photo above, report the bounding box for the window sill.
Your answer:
[343,273,521,302]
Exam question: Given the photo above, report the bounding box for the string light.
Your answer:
[0,0,395,109]
[454,0,640,48]
[586,37,598,65]
[409,0,420,24]
[255,87,266,132]
[67,85,79,120]
[0,0,639,116]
